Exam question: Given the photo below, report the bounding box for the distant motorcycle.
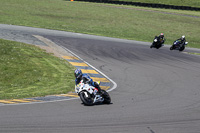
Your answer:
[150,36,164,49]
[75,80,111,106]
[170,40,188,51]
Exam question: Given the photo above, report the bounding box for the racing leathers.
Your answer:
[177,37,186,46]
[75,74,102,94]
[157,35,166,45]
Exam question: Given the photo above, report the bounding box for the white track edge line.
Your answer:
[59,45,117,92]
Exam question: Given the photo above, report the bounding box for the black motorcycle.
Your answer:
[150,36,164,49]
[170,40,188,51]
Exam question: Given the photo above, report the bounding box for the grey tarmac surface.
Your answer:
[0,24,200,133]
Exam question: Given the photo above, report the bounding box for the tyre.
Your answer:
[170,46,174,50]
[79,91,94,106]
[150,42,155,49]
[179,45,185,51]
[101,90,111,104]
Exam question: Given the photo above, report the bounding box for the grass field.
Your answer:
[0,0,199,48]
[0,39,75,100]
[116,0,200,8]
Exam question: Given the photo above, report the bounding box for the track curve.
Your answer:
[0,24,200,133]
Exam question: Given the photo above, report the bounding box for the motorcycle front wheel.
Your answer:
[101,90,111,104]
[150,42,155,49]
[79,91,94,106]
[170,46,174,50]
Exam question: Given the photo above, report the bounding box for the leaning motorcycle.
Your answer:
[150,36,163,49]
[170,40,188,51]
[75,80,111,106]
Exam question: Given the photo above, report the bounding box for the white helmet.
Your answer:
[181,35,185,39]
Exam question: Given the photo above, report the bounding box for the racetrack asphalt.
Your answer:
[0,24,200,133]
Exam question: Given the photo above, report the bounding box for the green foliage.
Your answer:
[0,39,75,99]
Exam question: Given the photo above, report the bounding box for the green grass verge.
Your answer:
[0,39,75,100]
[0,0,199,48]
[116,0,200,8]
[188,52,200,55]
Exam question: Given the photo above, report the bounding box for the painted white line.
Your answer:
[34,35,117,92]
[59,44,117,92]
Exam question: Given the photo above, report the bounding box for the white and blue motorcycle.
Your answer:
[75,80,111,106]
[170,40,188,51]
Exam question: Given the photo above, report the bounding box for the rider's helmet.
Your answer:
[181,35,185,40]
[160,33,164,37]
[74,69,82,78]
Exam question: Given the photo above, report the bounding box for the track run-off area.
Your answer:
[0,24,200,133]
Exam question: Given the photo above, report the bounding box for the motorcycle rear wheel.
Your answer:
[179,45,185,51]
[79,91,94,106]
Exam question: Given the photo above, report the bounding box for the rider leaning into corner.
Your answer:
[156,33,166,46]
[176,35,186,46]
[74,69,102,94]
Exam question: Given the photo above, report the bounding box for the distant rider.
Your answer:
[74,69,102,94]
[156,33,166,46]
[177,35,186,46]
